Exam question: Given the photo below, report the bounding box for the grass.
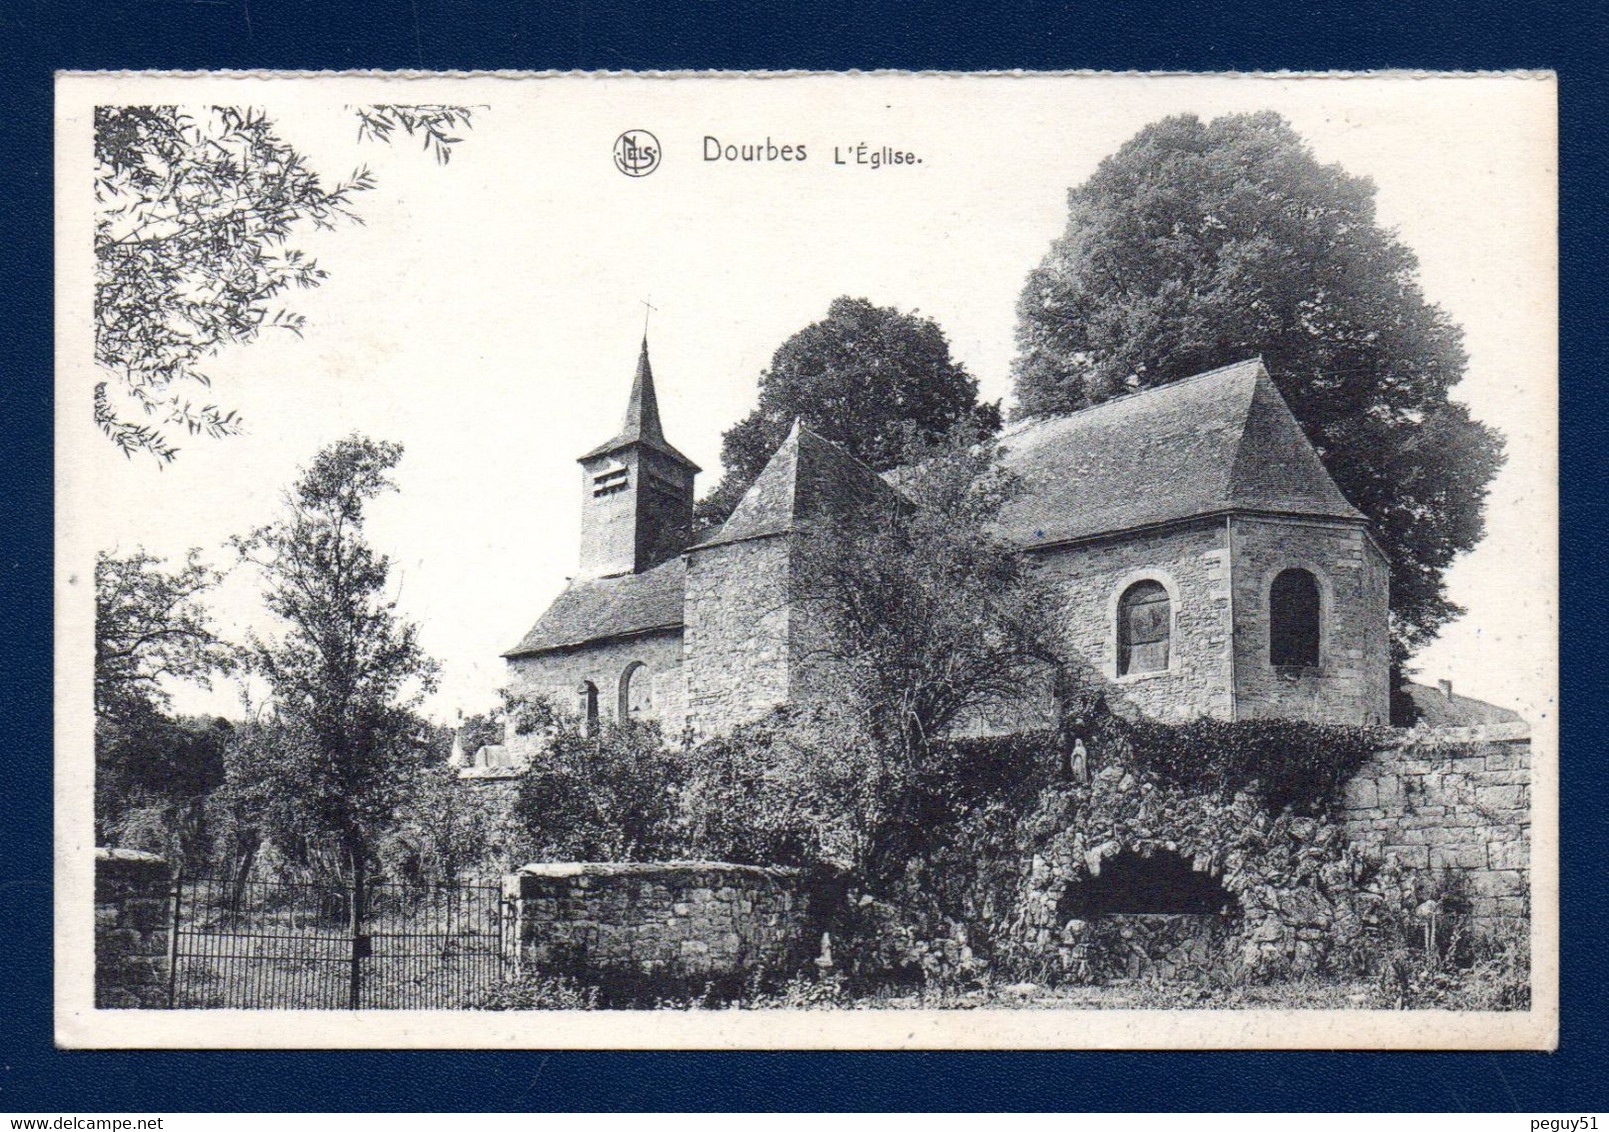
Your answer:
[463,968,1528,1012]
[169,892,508,1009]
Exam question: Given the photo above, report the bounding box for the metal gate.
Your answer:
[167,875,512,1009]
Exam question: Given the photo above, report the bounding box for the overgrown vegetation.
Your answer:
[1116,715,1387,813]
[509,704,686,863]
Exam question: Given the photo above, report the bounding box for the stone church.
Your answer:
[464,338,1391,772]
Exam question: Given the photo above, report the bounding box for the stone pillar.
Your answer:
[94,848,173,1008]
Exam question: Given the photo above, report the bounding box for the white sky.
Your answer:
[58,72,1558,728]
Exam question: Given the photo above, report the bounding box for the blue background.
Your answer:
[2,0,1603,1112]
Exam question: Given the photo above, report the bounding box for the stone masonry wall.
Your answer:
[1029,515,1388,729]
[683,535,794,738]
[1341,728,1531,922]
[578,446,645,578]
[507,861,816,997]
[505,628,685,742]
[95,848,172,1008]
[1034,520,1234,722]
[1231,516,1391,726]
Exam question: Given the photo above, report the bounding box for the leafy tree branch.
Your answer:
[93,103,476,462]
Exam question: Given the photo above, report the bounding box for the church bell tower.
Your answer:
[576,337,700,577]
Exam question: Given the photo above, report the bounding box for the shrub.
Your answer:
[381,761,522,883]
[679,704,885,870]
[511,712,686,862]
[1371,870,1530,1010]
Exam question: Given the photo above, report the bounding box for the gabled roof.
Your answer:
[578,338,701,470]
[691,420,902,550]
[1401,682,1525,729]
[503,556,686,657]
[991,358,1363,547]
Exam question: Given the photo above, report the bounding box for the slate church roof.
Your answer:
[990,357,1363,549]
[506,357,1367,657]
[1400,682,1525,729]
[504,557,686,657]
[506,422,892,656]
[691,420,901,550]
[578,337,700,470]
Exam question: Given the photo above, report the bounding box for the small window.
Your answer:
[1118,580,1171,676]
[578,680,600,735]
[619,661,651,720]
[1270,568,1321,668]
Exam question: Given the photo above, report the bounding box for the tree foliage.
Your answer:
[353,105,475,165]
[649,424,1061,879]
[696,296,1000,531]
[681,705,887,870]
[793,427,1066,765]
[95,547,233,719]
[94,104,474,461]
[509,700,686,862]
[94,547,235,845]
[1011,111,1505,666]
[232,434,438,875]
[97,711,233,857]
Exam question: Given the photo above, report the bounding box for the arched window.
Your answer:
[619,662,651,721]
[1117,580,1171,676]
[1270,568,1321,668]
[578,680,600,735]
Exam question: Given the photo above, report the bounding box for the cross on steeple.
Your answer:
[640,297,658,337]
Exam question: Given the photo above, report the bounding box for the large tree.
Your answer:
[94,104,474,461]
[794,428,1066,762]
[786,428,1069,878]
[233,434,438,881]
[695,296,1000,531]
[95,547,233,721]
[94,548,234,844]
[1011,111,1504,669]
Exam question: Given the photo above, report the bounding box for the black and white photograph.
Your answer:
[54,71,1557,1049]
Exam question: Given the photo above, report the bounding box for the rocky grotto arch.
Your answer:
[1058,848,1235,919]
[1052,847,1241,984]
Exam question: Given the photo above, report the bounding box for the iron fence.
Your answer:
[168,875,512,1009]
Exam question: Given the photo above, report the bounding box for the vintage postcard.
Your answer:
[55,70,1558,1049]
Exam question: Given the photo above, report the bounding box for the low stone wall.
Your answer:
[95,848,172,1008]
[506,861,817,999]
[1341,726,1530,922]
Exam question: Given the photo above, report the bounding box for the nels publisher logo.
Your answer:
[613,129,661,177]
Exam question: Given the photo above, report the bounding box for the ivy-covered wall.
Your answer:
[853,717,1523,986]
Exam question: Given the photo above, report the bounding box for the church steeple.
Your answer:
[575,336,700,578]
[620,336,668,448]
[579,337,700,470]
